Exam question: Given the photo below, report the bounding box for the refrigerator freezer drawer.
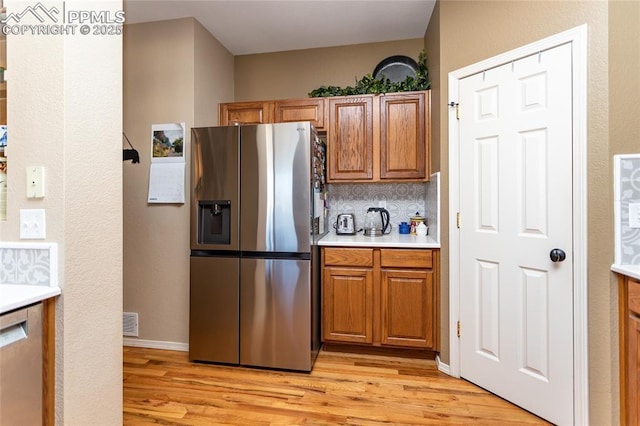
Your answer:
[189,256,239,364]
[240,258,314,371]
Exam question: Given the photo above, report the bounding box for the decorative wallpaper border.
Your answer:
[615,154,640,265]
[0,242,58,286]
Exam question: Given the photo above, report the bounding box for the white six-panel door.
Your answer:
[458,43,574,425]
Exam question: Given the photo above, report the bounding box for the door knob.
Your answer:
[550,248,566,263]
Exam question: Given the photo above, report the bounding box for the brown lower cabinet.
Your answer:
[620,274,640,425]
[322,247,438,351]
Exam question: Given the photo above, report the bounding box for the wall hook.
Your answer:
[123,132,140,164]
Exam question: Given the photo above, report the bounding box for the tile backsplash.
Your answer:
[0,243,57,286]
[615,155,640,264]
[326,173,439,239]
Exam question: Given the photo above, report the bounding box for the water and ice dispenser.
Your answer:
[197,200,231,245]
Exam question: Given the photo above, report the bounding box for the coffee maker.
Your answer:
[363,207,391,236]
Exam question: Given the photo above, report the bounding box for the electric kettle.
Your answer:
[363,207,391,236]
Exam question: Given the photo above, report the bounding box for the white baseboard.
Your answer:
[123,338,452,375]
[123,337,188,352]
[436,355,450,375]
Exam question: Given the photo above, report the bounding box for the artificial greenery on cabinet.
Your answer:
[308,50,430,98]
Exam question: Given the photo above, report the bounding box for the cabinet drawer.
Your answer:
[629,279,640,316]
[323,248,373,267]
[380,249,432,269]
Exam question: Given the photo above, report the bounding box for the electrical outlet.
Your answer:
[378,200,387,209]
[20,209,46,239]
[630,203,640,228]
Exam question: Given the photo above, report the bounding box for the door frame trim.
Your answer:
[447,25,588,424]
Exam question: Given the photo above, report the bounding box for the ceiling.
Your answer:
[123,1,435,55]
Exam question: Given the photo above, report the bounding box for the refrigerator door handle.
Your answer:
[265,131,275,251]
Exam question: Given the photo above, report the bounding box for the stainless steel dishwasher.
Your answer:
[0,303,42,426]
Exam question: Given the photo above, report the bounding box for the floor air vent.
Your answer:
[123,312,138,337]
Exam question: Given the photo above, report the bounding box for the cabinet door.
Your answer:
[629,314,640,426]
[327,96,373,181]
[274,98,326,130]
[380,92,429,180]
[380,268,434,349]
[219,101,273,125]
[322,267,373,344]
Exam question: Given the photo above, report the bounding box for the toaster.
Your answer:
[335,213,356,235]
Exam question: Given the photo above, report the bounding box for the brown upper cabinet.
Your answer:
[219,101,274,126]
[327,96,374,181]
[219,90,430,183]
[380,92,428,180]
[274,98,326,130]
[327,91,430,183]
[220,98,326,130]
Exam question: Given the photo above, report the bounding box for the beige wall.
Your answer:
[423,0,445,361]
[0,0,123,423]
[609,0,640,156]
[426,1,619,424]
[123,18,233,345]
[608,0,640,417]
[234,39,425,101]
[194,22,235,127]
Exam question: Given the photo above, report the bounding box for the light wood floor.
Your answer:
[123,346,550,425]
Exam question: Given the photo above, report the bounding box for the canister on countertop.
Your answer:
[410,212,425,235]
[398,221,410,234]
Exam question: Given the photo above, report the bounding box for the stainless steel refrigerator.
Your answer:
[189,122,326,372]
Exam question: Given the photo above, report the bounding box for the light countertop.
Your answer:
[612,264,640,281]
[319,232,440,248]
[0,285,61,314]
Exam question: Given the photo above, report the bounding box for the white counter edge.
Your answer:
[0,284,61,314]
[612,264,640,281]
[318,233,440,249]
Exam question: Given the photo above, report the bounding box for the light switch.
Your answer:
[630,203,640,229]
[26,166,45,198]
[20,209,46,239]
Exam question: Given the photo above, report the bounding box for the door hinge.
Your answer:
[457,321,461,338]
[449,101,460,119]
[456,212,461,229]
